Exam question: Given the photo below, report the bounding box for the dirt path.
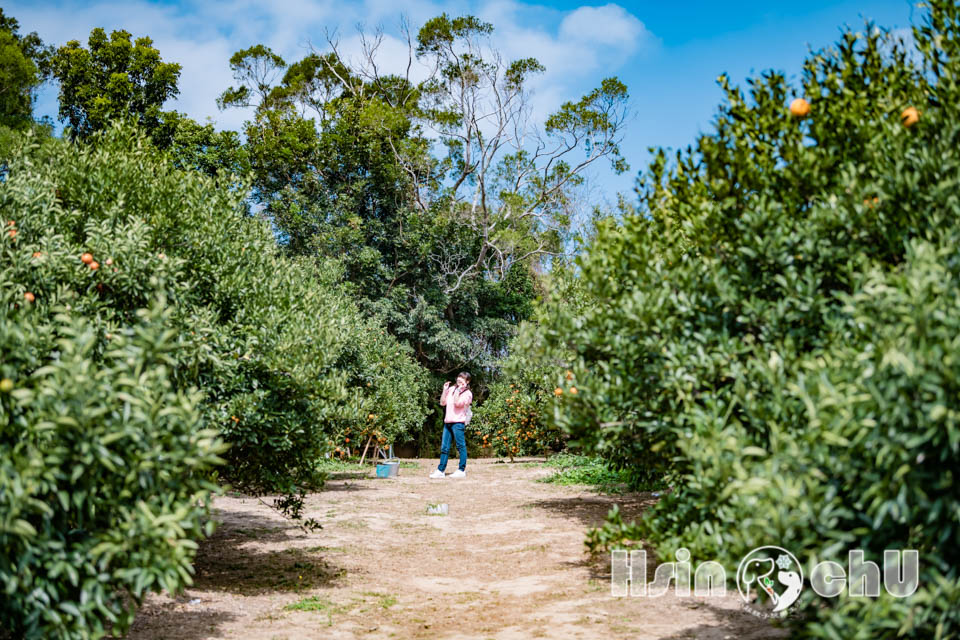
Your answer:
[129,458,788,639]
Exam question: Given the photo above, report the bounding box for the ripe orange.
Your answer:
[345,437,350,443]
[81,253,93,264]
[32,251,42,258]
[368,413,376,420]
[901,106,919,127]
[105,258,113,266]
[5,220,13,227]
[554,387,563,396]
[565,370,573,380]
[24,292,35,303]
[89,261,99,270]
[7,229,16,239]
[569,387,578,395]
[789,98,810,117]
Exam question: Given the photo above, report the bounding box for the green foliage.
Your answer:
[472,365,562,459]
[215,12,627,397]
[530,2,960,637]
[473,264,591,458]
[165,114,251,180]
[1,123,429,635]
[0,8,52,130]
[0,300,227,639]
[51,28,181,144]
[538,453,661,494]
[0,30,39,130]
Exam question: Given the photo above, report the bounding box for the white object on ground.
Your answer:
[449,469,466,478]
[427,503,448,515]
[429,469,445,479]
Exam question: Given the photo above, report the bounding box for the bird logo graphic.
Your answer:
[736,546,804,616]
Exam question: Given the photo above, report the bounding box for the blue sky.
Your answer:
[7,0,918,201]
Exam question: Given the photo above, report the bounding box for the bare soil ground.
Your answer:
[128,458,790,640]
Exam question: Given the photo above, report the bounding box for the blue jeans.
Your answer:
[438,422,467,472]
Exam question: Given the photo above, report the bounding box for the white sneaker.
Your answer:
[429,469,445,479]
[449,469,466,479]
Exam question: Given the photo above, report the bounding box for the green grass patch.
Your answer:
[284,596,339,612]
[316,457,420,473]
[361,591,398,609]
[537,453,666,494]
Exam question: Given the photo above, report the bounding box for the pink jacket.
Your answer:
[440,385,473,424]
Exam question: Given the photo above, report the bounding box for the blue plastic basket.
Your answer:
[376,461,399,478]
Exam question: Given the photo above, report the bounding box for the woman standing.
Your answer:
[429,372,473,479]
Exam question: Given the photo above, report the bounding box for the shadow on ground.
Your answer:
[522,492,657,529]
[192,511,347,596]
[123,604,237,640]
[656,600,791,640]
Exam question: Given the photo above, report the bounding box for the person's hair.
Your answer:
[457,371,471,387]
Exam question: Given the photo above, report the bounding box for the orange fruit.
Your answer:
[901,106,919,127]
[570,387,578,395]
[81,253,93,264]
[89,261,99,270]
[24,292,35,303]
[345,437,350,443]
[565,370,573,380]
[105,258,113,266]
[554,387,563,396]
[5,220,14,227]
[789,98,810,117]
[368,413,376,420]
[158,252,166,260]
[7,229,16,239]
[32,251,42,258]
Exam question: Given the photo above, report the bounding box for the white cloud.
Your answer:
[8,0,652,132]
[559,4,653,52]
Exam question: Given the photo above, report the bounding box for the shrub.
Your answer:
[0,301,226,638]
[472,375,562,459]
[1,124,428,635]
[530,2,960,636]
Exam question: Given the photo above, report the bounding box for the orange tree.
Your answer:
[472,378,556,460]
[0,124,428,638]
[474,266,587,460]
[527,2,960,637]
